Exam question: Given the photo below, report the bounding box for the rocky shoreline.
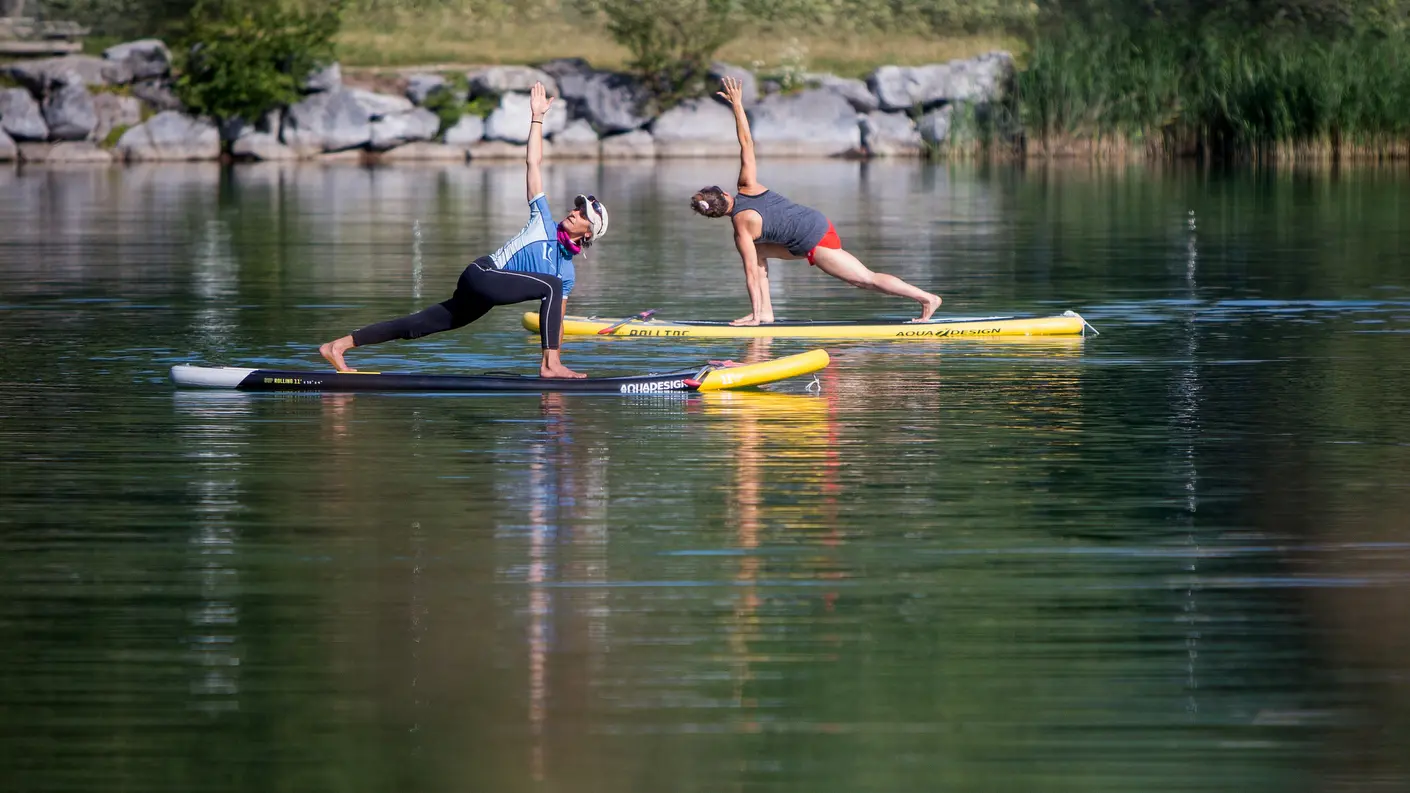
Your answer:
[1,39,1014,165]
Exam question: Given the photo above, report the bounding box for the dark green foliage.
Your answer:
[579,0,741,106]
[1012,0,1410,157]
[172,0,343,125]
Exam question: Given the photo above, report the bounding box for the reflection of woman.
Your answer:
[690,76,942,326]
[319,82,608,378]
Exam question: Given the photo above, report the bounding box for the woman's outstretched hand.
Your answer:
[530,81,554,118]
[716,76,744,106]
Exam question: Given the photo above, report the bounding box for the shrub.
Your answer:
[580,0,742,104]
[173,0,343,125]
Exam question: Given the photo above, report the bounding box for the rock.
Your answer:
[17,141,113,163]
[3,55,131,94]
[560,71,650,134]
[707,62,758,106]
[132,79,183,112]
[405,73,448,105]
[600,130,654,159]
[102,39,171,81]
[317,149,364,163]
[549,119,599,159]
[538,58,594,99]
[114,111,220,161]
[442,114,485,146]
[369,108,440,150]
[805,73,879,112]
[483,92,567,143]
[0,128,15,161]
[468,66,557,98]
[468,140,534,160]
[917,106,954,145]
[283,88,372,154]
[0,87,49,141]
[43,83,97,141]
[91,92,143,144]
[867,52,1014,112]
[304,62,341,93]
[750,89,861,157]
[231,132,297,161]
[378,142,468,162]
[650,97,736,157]
[861,111,922,156]
[349,88,414,119]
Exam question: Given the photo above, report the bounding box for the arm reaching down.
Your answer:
[526,82,552,202]
[731,214,773,325]
[718,76,762,194]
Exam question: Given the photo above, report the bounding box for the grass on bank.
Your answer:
[334,8,1022,77]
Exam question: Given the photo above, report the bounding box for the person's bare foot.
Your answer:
[319,336,356,371]
[540,350,587,379]
[910,294,942,322]
[729,313,773,326]
[541,363,587,379]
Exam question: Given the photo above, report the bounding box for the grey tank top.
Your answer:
[730,190,830,256]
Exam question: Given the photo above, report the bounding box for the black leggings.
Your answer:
[350,257,564,350]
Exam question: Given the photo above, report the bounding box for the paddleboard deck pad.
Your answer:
[525,310,1096,339]
[170,349,830,394]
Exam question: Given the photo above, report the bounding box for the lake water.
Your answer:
[2,159,1408,793]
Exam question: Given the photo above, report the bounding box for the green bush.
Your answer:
[579,0,742,104]
[173,0,343,125]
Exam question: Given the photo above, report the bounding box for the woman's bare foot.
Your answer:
[541,350,587,379]
[729,313,774,326]
[319,336,356,371]
[911,294,943,322]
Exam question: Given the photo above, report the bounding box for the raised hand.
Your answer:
[716,76,744,106]
[529,81,554,118]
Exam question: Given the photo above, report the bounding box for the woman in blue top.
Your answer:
[690,77,941,326]
[319,82,608,378]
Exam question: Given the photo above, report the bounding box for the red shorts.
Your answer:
[806,221,842,265]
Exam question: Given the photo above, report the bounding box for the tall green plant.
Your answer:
[581,0,742,104]
[173,0,343,125]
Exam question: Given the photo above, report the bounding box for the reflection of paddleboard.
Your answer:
[525,310,1096,339]
[169,349,830,394]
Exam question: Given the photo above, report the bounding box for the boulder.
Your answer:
[558,70,650,134]
[378,142,468,162]
[917,106,954,146]
[405,73,448,105]
[17,142,114,163]
[2,55,131,94]
[114,111,220,161]
[483,92,567,143]
[706,62,758,106]
[304,62,341,93]
[43,83,97,141]
[867,52,1014,112]
[102,39,172,81]
[468,66,557,98]
[91,92,143,144]
[538,58,593,98]
[369,108,440,150]
[132,79,183,112]
[650,97,736,157]
[861,111,923,156]
[549,119,599,159]
[0,87,49,141]
[231,132,297,161]
[600,130,654,159]
[442,114,485,146]
[0,128,15,161]
[283,88,373,155]
[348,88,414,118]
[750,89,861,157]
[805,73,879,112]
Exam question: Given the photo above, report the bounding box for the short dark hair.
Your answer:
[690,186,730,218]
